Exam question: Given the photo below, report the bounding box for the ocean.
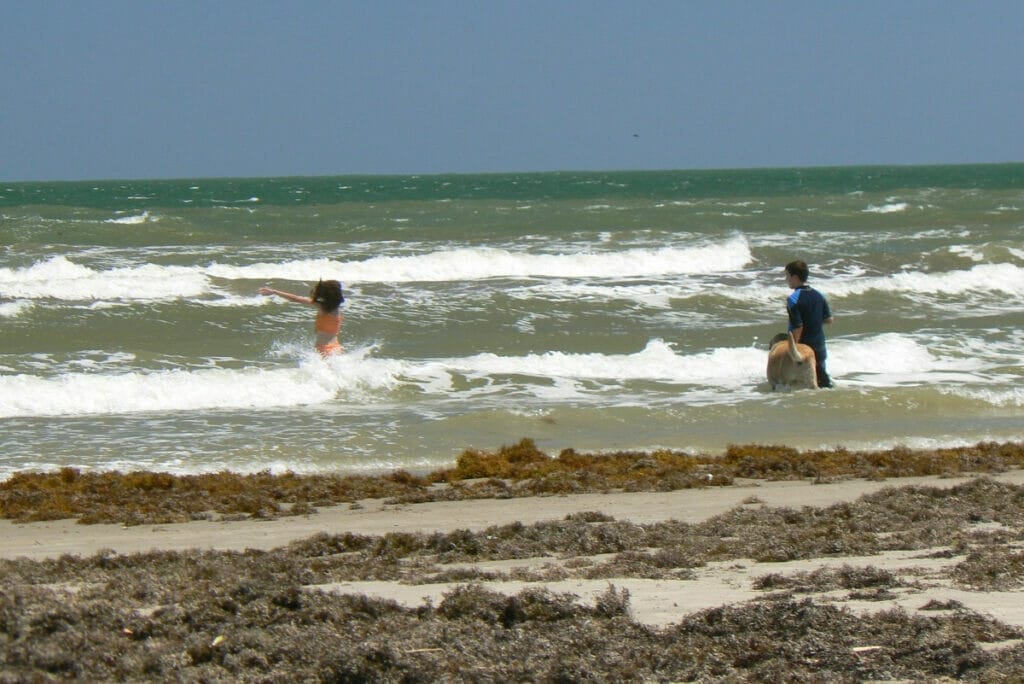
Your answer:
[2,165,1023,478]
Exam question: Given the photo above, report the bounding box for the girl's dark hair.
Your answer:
[310,279,344,312]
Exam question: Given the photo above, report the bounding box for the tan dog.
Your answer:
[766,332,818,390]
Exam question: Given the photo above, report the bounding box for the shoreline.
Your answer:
[5,438,1024,528]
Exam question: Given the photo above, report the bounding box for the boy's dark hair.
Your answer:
[785,260,809,282]
[310,279,344,312]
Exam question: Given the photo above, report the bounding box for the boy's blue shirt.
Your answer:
[787,285,831,351]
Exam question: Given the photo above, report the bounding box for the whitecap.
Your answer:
[828,333,990,386]
[446,339,762,387]
[207,237,753,284]
[827,263,1024,299]
[0,347,388,418]
[0,256,208,301]
[863,203,909,214]
[104,211,153,224]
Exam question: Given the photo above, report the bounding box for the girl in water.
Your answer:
[259,279,344,356]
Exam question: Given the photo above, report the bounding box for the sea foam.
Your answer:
[0,300,32,318]
[3,237,754,304]
[6,247,1022,315]
[2,333,1002,419]
[953,386,1024,407]
[0,363,334,418]
[208,236,754,283]
[0,256,208,301]
[828,333,990,387]
[863,202,909,214]
[104,211,154,224]
[827,263,1024,299]
[0,341,750,417]
[451,340,759,386]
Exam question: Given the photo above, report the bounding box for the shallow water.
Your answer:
[2,166,1023,476]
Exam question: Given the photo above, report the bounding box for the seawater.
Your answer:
[2,165,1023,477]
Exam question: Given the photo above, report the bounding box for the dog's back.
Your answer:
[766,332,818,390]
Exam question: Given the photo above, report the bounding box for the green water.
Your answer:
[1,164,1023,477]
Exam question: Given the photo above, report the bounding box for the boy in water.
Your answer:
[784,260,834,388]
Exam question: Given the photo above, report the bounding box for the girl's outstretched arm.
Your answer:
[259,287,313,305]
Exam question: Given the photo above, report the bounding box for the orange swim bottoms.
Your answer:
[315,340,343,356]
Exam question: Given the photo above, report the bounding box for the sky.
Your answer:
[2,1,1023,182]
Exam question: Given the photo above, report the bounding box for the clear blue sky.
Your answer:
[2,1,1022,181]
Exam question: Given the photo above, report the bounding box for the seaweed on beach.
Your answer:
[429,438,1024,486]
[753,564,903,593]
[953,547,1024,591]
[2,579,1022,682]
[0,467,428,525]
[4,476,1024,680]
[4,477,1021,590]
[3,438,1024,527]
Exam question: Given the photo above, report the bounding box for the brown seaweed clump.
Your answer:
[431,438,1024,486]
[4,437,1024,527]
[1,562,1023,681]
[0,467,428,525]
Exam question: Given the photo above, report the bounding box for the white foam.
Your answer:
[0,256,208,301]
[451,340,761,387]
[208,236,753,283]
[0,341,759,418]
[828,263,1024,299]
[948,245,985,262]
[829,334,937,375]
[0,235,801,307]
[0,348,393,418]
[951,386,1024,407]
[828,333,989,386]
[104,211,154,224]
[16,251,1021,318]
[0,300,32,318]
[891,263,1024,295]
[0,332,1015,419]
[507,282,683,309]
[863,203,909,214]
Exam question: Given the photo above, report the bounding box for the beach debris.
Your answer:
[7,476,1024,681]
[6,440,1024,527]
[920,598,965,611]
[852,645,883,653]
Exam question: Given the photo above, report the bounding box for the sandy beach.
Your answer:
[6,470,1024,630]
[6,445,1024,680]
